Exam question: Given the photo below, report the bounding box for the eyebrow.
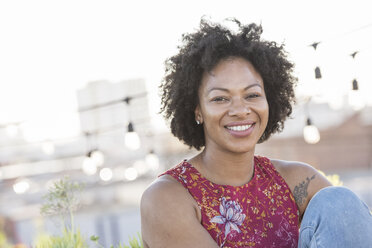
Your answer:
[207,83,262,94]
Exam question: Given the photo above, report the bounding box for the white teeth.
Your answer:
[226,124,252,131]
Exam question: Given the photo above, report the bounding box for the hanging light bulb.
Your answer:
[99,167,113,181]
[125,122,141,150]
[303,118,320,144]
[348,90,365,111]
[309,42,322,80]
[42,141,55,155]
[82,155,97,175]
[13,178,31,194]
[124,167,138,181]
[146,150,160,171]
[348,50,363,110]
[90,149,105,166]
[314,67,322,79]
[133,160,148,175]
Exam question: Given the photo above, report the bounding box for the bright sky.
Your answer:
[1,0,371,141]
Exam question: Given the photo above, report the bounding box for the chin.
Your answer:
[225,143,256,154]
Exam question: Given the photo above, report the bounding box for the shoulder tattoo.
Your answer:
[293,174,316,207]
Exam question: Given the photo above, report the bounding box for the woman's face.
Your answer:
[195,57,269,154]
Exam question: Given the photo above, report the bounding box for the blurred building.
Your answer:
[256,107,372,172]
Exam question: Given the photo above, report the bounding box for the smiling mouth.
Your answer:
[225,124,253,131]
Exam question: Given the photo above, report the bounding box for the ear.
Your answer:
[194,105,203,124]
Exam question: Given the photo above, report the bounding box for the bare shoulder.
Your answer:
[141,175,193,208]
[271,159,322,179]
[140,175,218,248]
[141,175,199,223]
[270,159,332,218]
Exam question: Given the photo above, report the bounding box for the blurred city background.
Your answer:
[0,0,371,247]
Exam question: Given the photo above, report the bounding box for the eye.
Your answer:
[211,96,229,102]
[245,93,260,99]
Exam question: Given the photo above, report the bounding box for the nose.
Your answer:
[228,98,251,117]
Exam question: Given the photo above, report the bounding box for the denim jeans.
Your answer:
[298,186,372,248]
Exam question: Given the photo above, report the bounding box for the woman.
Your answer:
[141,19,372,248]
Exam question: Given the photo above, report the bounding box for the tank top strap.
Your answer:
[255,155,283,179]
[254,155,294,192]
[159,160,190,187]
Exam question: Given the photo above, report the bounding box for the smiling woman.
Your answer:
[195,58,268,155]
[140,18,372,248]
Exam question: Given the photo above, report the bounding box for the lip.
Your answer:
[225,121,255,127]
[224,121,256,138]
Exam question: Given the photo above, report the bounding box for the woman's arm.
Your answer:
[140,176,220,248]
[271,159,333,220]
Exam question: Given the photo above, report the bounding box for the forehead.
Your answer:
[200,57,263,92]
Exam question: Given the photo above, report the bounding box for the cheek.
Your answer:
[201,103,226,119]
[257,100,269,121]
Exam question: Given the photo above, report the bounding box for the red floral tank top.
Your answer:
[160,155,299,248]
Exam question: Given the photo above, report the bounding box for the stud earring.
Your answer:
[196,120,200,125]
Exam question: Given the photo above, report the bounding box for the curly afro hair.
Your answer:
[160,18,297,150]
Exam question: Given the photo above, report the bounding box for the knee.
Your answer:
[300,187,372,247]
[313,186,354,201]
[308,186,370,216]
[313,186,358,203]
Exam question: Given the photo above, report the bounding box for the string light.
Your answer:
[99,167,113,181]
[122,94,142,150]
[1,23,372,181]
[0,91,147,148]
[348,90,365,111]
[310,42,322,79]
[348,50,365,110]
[90,149,105,167]
[124,122,141,150]
[145,150,160,171]
[350,51,359,91]
[13,178,31,194]
[82,156,97,175]
[0,118,150,176]
[303,117,320,144]
[81,132,105,175]
[78,92,147,112]
[124,167,138,181]
[133,160,148,175]
[314,66,322,79]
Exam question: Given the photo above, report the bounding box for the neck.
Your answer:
[196,146,255,187]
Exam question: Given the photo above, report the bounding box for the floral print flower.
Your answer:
[211,197,246,238]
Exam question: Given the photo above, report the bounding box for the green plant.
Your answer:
[35,228,87,248]
[40,177,83,232]
[0,230,12,248]
[0,217,12,248]
[90,232,143,248]
[115,232,143,248]
[318,170,343,186]
[36,177,144,248]
[36,177,88,248]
